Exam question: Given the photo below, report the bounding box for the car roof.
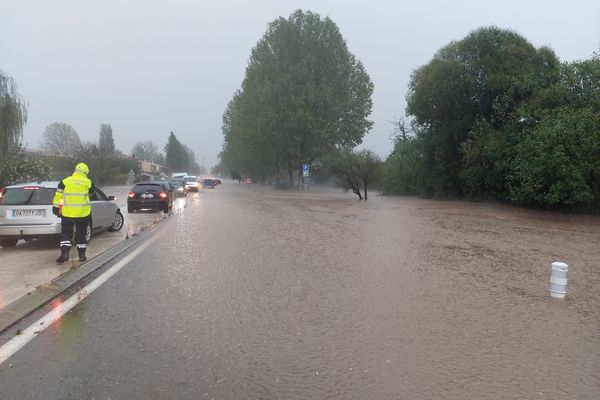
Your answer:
[4,181,60,189]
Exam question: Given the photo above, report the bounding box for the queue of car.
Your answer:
[0,175,220,247]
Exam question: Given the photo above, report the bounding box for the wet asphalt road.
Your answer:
[0,182,599,399]
[0,186,186,308]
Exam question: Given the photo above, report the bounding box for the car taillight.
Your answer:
[128,192,136,198]
[159,192,168,199]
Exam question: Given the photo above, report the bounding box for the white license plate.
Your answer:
[13,209,44,217]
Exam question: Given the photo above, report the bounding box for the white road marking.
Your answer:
[0,234,159,365]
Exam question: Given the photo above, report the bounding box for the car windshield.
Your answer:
[169,180,183,186]
[0,187,55,205]
[183,177,196,183]
[133,184,162,192]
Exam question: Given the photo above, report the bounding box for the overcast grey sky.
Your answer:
[1,0,599,166]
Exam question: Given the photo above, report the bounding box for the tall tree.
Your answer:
[164,131,189,172]
[132,140,164,164]
[220,9,374,182]
[182,144,203,174]
[41,122,82,159]
[98,124,115,155]
[95,124,117,184]
[0,70,27,160]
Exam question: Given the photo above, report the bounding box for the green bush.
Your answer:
[509,107,600,208]
[380,138,425,196]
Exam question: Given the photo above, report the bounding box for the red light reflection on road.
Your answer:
[49,297,64,332]
[127,220,137,238]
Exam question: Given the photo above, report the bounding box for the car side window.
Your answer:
[95,188,108,201]
[89,189,98,201]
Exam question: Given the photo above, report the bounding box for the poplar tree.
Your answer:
[220,9,374,182]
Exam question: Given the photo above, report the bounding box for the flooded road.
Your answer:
[0,186,191,308]
[0,182,598,399]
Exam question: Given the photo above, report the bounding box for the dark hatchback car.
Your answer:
[127,181,173,213]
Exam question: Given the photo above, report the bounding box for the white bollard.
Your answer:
[550,261,568,299]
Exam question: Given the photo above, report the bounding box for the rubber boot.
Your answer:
[56,246,70,263]
[78,248,87,262]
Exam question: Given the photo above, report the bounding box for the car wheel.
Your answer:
[128,205,134,213]
[108,211,124,232]
[0,238,18,247]
[163,203,170,213]
[85,221,92,243]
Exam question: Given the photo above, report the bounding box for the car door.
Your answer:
[96,188,114,227]
[90,188,109,228]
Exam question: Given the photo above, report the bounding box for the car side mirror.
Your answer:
[107,195,115,201]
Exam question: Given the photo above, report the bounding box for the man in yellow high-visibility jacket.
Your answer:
[52,162,95,263]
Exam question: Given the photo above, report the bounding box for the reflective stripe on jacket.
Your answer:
[52,171,93,218]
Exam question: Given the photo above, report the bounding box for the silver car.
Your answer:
[0,181,124,247]
[182,175,200,192]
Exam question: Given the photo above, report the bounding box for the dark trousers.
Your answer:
[59,217,89,250]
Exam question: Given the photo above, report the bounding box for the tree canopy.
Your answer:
[381,27,599,210]
[0,70,27,160]
[327,149,382,200]
[132,140,164,164]
[94,124,118,184]
[164,131,190,172]
[41,122,83,159]
[406,26,560,195]
[219,9,374,183]
[98,124,115,155]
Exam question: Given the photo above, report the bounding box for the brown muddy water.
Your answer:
[206,183,599,399]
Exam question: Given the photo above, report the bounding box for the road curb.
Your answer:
[0,220,162,334]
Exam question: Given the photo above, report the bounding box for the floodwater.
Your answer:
[190,184,600,399]
[1,182,599,399]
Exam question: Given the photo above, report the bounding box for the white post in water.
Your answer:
[550,261,568,299]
